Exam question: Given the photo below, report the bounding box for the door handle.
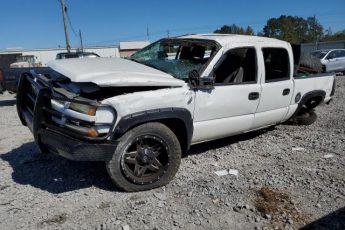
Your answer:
[282,88,290,96]
[248,92,259,100]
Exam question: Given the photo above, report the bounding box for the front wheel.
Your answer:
[106,122,181,192]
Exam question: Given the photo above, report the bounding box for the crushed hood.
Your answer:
[47,57,185,87]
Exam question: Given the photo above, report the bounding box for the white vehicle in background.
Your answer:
[10,55,41,68]
[311,49,345,74]
[56,52,100,59]
[17,34,335,192]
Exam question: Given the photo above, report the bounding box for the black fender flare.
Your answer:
[113,108,193,151]
[291,90,326,118]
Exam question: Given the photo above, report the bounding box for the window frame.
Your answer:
[334,50,345,58]
[130,38,221,81]
[212,46,258,86]
[262,47,291,83]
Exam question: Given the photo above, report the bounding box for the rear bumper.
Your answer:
[39,129,117,161]
[324,96,332,105]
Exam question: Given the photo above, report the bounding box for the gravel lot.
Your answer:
[0,76,344,230]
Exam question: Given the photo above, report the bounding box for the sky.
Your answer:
[0,0,344,49]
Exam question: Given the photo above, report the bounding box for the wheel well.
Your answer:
[159,118,189,152]
[114,118,190,152]
[303,96,323,109]
[113,108,193,151]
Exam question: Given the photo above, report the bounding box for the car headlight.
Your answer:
[95,106,116,123]
[69,102,97,116]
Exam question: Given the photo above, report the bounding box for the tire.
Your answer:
[106,122,181,192]
[292,108,317,126]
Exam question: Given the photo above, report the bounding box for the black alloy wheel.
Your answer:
[121,135,170,185]
[106,122,181,192]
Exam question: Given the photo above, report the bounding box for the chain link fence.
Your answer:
[301,40,345,54]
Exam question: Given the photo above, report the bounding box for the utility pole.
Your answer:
[146,26,150,41]
[60,0,71,52]
[79,30,84,52]
[167,29,170,38]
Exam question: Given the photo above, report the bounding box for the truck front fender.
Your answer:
[113,108,193,151]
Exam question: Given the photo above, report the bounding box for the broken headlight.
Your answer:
[69,102,97,116]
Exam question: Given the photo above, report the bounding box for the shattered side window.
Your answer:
[130,39,217,81]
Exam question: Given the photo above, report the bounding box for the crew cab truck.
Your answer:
[16,34,335,192]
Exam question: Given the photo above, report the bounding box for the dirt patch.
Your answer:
[38,213,67,227]
[255,186,310,228]
[98,201,111,209]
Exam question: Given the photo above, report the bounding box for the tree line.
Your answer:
[214,15,345,43]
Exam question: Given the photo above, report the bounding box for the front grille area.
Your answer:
[17,72,116,143]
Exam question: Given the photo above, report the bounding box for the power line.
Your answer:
[83,15,345,46]
[66,11,79,37]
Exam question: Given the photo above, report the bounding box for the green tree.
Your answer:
[322,29,345,41]
[214,24,255,35]
[306,16,324,42]
[262,15,323,43]
[245,26,255,35]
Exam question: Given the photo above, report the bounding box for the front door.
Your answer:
[192,47,261,143]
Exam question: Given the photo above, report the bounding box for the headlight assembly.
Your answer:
[69,102,97,116]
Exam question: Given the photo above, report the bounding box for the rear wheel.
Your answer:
[291,108,317,126]
[106,122,181,192]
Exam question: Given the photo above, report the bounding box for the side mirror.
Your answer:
[188,70,200,89]
[188,70,214,90]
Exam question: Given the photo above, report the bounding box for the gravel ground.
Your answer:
[0,76,344,230]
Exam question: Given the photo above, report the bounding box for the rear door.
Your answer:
[252,47,294,129]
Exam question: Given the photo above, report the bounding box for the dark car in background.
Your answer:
[0,67,52,93]
[0,69,4,93]
[0,52,100,93]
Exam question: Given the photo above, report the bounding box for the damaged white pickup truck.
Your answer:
[17,34,335,191]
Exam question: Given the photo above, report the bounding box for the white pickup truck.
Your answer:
[17,34,335,191]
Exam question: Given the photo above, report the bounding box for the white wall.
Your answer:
[0,46,120,66]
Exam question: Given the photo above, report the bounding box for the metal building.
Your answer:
[119,41,150,57]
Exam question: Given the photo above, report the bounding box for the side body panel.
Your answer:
[102,84,195,127]
[286,75,334,120]
[192,84,261,143]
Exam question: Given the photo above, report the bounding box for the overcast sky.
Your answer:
[0,0,344,49]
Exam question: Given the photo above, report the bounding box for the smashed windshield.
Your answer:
[130,39,218,80]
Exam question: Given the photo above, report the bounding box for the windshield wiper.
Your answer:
[129,58,141,63]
